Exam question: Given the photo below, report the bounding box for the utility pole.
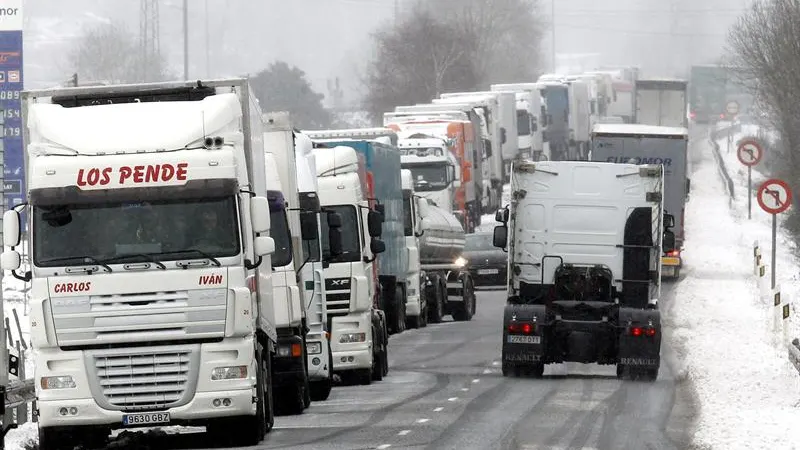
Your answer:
[183,0,189,81]
[394,0,399,25]
[205,0,210,77]
[551,0,556,72]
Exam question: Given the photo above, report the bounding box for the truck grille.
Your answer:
[324,278,352,318]
[51,289,227,347]
[87,347,200,412]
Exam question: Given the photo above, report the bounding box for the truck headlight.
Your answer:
[211,366,247,380]
[306,342,322,355]
[339,333,366,344]
[454,256,468,267]
[40,376,76,390]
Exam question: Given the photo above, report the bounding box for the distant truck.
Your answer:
[590,123,689,278]
[493,160,665,381]
[490,83,547,161]
[536,79,571,161]
[635,79,689,128]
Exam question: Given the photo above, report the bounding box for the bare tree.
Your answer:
[69,22,171,85]
[727,0,800,232]
[427,0,546,84]
[363,6,480,122]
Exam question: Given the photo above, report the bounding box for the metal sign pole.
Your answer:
[772,213,777,290]
[748,166,752,220]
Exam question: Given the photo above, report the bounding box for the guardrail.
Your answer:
[709,125,736,203]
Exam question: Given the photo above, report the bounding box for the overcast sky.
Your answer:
[20,0,751,106]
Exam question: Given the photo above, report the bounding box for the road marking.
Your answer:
[376,445,391,449]
[483,369,491,374]
[433,407,444,412]
[398,430,410,436]
[460,388,469,392]
[416,418,430,423]
[492,361,500,366]
[447,397,458,402]
[472,378,480,383]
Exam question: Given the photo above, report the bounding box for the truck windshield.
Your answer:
[33,196,240,267]
[517,109,531,135]
[320,205,361,263]
[405,163,451,192]
[270,209,293,268]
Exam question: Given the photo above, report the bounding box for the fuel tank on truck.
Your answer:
[417,198,466,265]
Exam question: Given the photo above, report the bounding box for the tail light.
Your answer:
[508,322,536,335]
[630,326,657,337]
[689,111,696,119]
[666,250,680,257]
[720,113,725,119]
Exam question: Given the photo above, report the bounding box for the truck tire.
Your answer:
[302,375,312,409]
[276,381,306,416]
[407,313,422,329]
[358,367,373,385]
[452,278,475,322]
[427,275,444,324]
[39,426,107,450]
[310,378,333,401]
[394,287,406,334]
[372,334,385,381]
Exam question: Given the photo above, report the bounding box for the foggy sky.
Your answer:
[21,0,751,106]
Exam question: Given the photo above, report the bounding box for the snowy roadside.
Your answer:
[664,134,800,449]
[714,125,800,351]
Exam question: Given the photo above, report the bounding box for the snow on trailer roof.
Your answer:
[592,123,688,137]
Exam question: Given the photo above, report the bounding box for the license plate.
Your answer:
[662,257,680,266]
[507,335,541,344]
[122,412,170,426]
[478,268,499,275]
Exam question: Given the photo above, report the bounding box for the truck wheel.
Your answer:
[310,378,333,401]
[644,368,659,382]
[372,342,384,381]
[407,314,422,329]
[452,278,475,322]
[395,287,406,333]
[527,363,545,378]
[382,343,390,377]
[358,367,373,385]
[40,426,107,450]
[427,277,444,324]
[303,375,312,409]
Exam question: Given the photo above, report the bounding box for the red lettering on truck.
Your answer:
[53,282,92,293]
[199,274,223,285]
[76,163,189,187]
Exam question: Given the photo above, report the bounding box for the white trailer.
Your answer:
[2,79,278,448]
[634,79,689,128]
[491,83,548,161]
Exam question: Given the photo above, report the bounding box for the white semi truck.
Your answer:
[308,143,390,384]
[491,83,549,161]
[2,79,278,448]
[493,160,665,380]
[634,78,689,128]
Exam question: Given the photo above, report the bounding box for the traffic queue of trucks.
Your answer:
[0,78,481,448]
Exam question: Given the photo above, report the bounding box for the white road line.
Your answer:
[447,397,458,402]
[483,369,492,374]
[460,387,469,392]
[416,418,430,423]
[472,378,480,383]
[492,361,500,366]
[433,407,444,412]
[376,445,391,449]
[398,430,411,436]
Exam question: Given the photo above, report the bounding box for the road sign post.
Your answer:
[737,139,764,220]
[757,178,793,289]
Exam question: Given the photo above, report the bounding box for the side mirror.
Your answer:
[1,250,20,271]
[493,225,508,248]
[327,212,342,228]
[370,238,386,255]
[254,236,275,256]
[250,197,271,234]
[495,208,509,223]
[328,228,343,257]
[500,127,507,145]
[299,211,318,241]
[367,210,383,237]
[3,210,21,247]
[663,229,676,253]
[664,213,675,229]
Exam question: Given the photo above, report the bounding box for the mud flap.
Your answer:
[617,308,661,369]
[501,304,547,366]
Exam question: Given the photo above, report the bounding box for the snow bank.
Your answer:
[673,133,800,448]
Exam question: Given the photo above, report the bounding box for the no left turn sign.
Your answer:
[726,101,740,115]
[737,139,764,167]
[757,178,793,215]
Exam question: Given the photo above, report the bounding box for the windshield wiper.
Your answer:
[101,254,166,270]
[38,255,113,273]
[158,249,221,267]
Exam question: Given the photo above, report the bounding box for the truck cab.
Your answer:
[311,145,389,385]
[395,136,459,213]
[491,83,549,161]
[2,80,278,448]
[536,80,571,161]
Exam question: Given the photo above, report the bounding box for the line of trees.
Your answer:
[362,0,546,123]
[727,0,800,233]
